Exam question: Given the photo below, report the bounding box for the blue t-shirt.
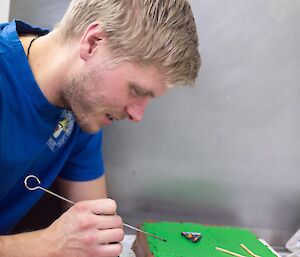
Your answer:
[0,20,105,233]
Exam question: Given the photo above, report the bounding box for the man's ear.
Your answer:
[79,21,106,61]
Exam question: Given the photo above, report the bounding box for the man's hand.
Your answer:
[47,198,124,256]
[0,198,124,257]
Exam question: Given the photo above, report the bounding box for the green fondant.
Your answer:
[141,222,277,257]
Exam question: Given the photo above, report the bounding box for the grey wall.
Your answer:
[0,0,10,22]
[10,0,300,248]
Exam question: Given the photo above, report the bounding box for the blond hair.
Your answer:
[54,0,201,86]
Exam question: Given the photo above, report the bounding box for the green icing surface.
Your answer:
[141,222,277,257]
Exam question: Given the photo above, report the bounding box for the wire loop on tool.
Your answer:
[24,174,75,205]
[24,174,42,191]
[24,174,166,242]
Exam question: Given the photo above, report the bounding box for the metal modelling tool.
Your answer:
[24,175,167,242]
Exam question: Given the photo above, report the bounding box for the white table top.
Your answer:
[120,235,136,257]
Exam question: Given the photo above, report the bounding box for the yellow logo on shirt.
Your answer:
[47,110,75,152]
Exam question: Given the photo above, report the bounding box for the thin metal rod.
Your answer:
[24,175,75,205]
[24,175,167,242]
[42,188,75,205]
[123,223,167,242]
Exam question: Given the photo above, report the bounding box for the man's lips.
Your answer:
[106,113,114,121]
[106,113,125,121]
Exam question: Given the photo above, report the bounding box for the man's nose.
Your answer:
[125,100,149,122]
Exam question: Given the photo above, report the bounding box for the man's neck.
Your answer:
[19,33,68,108]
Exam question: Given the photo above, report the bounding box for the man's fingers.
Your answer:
[96,215,123,230]
[96,228,125,244]
[97,243,123,257]
[74,198,118,215]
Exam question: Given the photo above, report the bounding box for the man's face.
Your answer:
[62,58,168,133]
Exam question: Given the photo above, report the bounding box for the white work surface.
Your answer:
[120,235,136,257]
[120,235,287,257]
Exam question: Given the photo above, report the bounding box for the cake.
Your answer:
[132,221,278,257]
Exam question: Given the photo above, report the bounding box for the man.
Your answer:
[0,0,200,256]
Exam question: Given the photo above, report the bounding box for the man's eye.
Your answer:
[131,87,143,97]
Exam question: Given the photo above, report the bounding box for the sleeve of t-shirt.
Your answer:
[58,129,105,181]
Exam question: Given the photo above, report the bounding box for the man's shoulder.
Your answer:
[0,20,49,48]
[0,21,17,54]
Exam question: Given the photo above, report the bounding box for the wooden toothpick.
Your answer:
[240,244,262,257]
[215,247,246,257]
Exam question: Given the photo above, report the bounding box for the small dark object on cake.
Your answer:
[181,232,202,243]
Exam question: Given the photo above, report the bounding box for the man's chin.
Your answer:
[76,120,103,134]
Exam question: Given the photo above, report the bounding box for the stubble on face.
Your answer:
[61,71,105,134]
